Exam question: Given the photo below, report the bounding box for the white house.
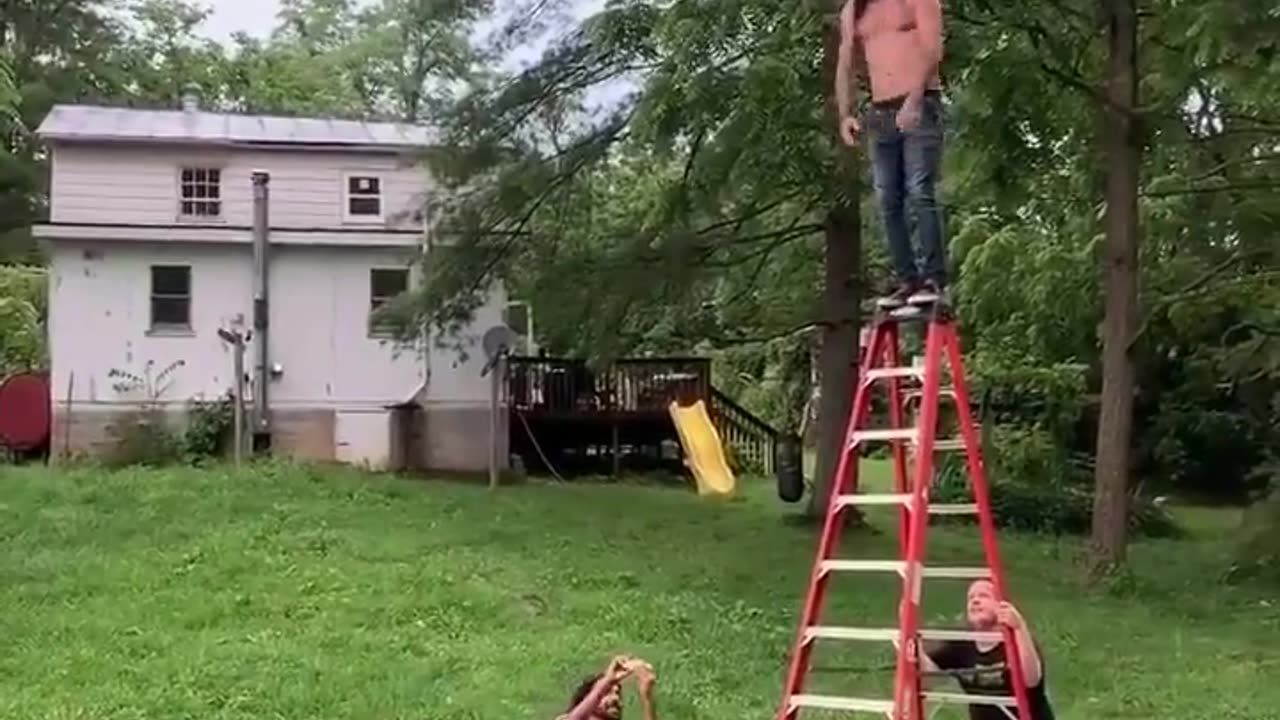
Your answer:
[32,93,508,472]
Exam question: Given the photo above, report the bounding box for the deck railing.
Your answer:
[708,387,780,475]
[506,357,711,414]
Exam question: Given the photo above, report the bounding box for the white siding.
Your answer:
[423,281,508,407]
[267,245,426,408]
[48,144,429,231]
[47,241,430,409]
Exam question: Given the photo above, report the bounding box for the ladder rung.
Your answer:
[924,691,1019,707]
[834,495,978,516]
[923,566,992,579]
[835,493,911,507]
[806,626,899,642]
[851,428,917,444]
[820,560,991,579]
[929,503,979,515]
[821,559,905,573]
[864,367,925,382]
[932,438,966,451]
[920,628,1005,642]
[791,694,894,715]
[806,627,1005,644]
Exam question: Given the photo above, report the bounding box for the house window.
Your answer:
[150,265,191,330]
[369,268,408,334]
[179,167,221,218]
[345,174,383,221]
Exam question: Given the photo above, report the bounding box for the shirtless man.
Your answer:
[921,580,1057,719]
[557,656,659,720]
[835,0,948,311]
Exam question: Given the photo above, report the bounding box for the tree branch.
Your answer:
[1128,250,1257,350]
[1140,180,1280,198]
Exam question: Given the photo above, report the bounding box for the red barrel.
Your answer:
[0,372,51,452]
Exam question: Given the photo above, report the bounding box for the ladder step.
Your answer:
[848,431,967,449]
[922,566,992,579]
[806,626,899,642]
[835,493,911,507]
[805,626,1005,644]
[930,503,979,515]
[821,559,905,573]
[851,428,917,444]
[923,691,1019,708]
[790,694,894,715]
[820,560,992,579]
[834,495,979,516]
[864,367,925,382]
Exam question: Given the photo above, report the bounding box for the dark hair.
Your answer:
[567,673,604,711]
[853,0,871,20]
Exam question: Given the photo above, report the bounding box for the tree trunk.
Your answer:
[809,207,862,518]
[808,0,870,515]
[1089,0,1141,574]
[808,1,864,519]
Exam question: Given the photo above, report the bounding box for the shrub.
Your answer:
[0,266,47,375]
[103,408,182,467]
[930,424,1178,538]
[181,395,235,462]
[1227,465,1280,586]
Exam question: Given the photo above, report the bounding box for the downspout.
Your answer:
[251,171,272,450]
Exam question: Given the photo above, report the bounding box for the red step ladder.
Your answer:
[776,305,1034,720]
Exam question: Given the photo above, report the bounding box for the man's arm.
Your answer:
[999,603,1044,687]
[905,0,942,105]
[835,0,859,120]
[1008,614,1044,686]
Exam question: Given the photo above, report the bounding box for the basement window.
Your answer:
[369,267,409,336]
[344,174,384,221]
[150,265,192,331]
[179,167,222,218]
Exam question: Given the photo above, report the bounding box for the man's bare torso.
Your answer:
[846,0,942,103]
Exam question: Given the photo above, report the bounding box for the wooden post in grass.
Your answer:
[218,327,248,468]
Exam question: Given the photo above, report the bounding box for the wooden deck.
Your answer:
[506,357,710,418]
[505,356,780,478]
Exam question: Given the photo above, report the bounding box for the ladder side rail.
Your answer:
[775,321,893,720]
[883,320,912,560]
[943,332,1035,720]
[892,320,946,720]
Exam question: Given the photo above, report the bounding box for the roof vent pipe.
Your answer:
[180,82,201,113]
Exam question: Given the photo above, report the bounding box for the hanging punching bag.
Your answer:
[775,433,805,503]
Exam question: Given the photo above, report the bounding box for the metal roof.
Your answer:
[36,104,436,150]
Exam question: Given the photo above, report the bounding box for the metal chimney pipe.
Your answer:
[180,82,200,112]
[251,171,272,448]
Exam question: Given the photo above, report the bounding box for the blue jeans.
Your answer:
[865,93,947,288]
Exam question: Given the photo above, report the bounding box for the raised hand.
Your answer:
[996,602,1025,630]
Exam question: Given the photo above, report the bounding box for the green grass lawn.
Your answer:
[0,461,1275,719]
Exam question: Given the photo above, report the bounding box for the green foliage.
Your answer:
[0,52,18,122]
[103,360,186,467]
[931,424,1178,537]
[1226,462,1280,586]
[1228,491,1280,586]
[0,265,47,375]
[180,395,235,462]
[103,408,183,468]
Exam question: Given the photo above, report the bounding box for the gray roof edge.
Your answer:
[36,103,438,149]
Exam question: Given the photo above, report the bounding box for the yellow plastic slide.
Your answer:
[668,400,736,498]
